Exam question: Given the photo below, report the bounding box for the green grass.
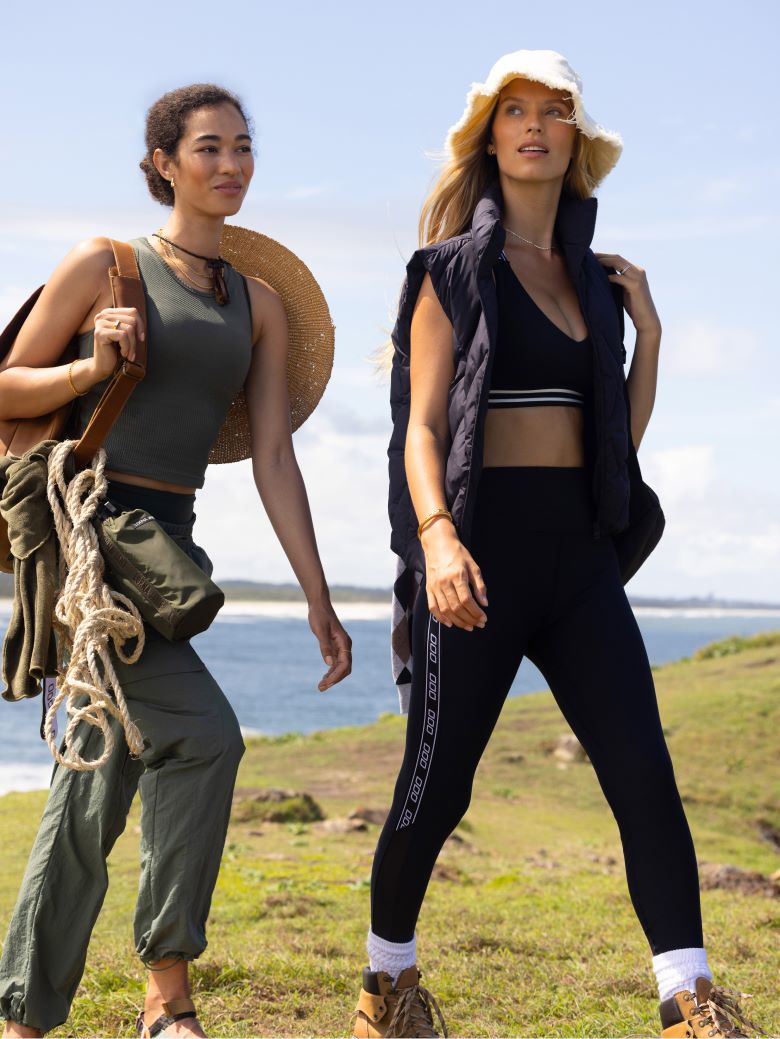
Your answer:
[1,631,779,1037]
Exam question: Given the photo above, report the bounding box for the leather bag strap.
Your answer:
[72,239,147,466]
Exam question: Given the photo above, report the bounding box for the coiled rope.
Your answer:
[45,439,146,771]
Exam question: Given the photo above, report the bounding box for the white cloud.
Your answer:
[196,413,393,588]
[642,444,715,507]
[2,198,775,603]
[197,434,780,602]
[633,444,780,600]
[0,198,414,305]
[663,319,760,376]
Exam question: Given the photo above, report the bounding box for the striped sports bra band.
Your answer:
[487,387,585,408]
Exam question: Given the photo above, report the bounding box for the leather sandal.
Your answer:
[135,998,201,1038]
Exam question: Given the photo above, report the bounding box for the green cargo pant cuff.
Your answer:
[0,995,47,1034]
[143,954,196,972]
[0,634,244,1036]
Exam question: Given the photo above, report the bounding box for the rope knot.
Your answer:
[45,440,146,771]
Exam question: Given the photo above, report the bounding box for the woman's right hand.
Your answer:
[90,306,146,380]
[420,519,489,630]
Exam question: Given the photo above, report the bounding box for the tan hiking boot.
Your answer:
[353,965,448,1038]
[659,976,765,1038]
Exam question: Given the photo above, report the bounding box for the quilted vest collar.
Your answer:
[471,177,598,280]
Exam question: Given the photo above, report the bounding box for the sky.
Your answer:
[1,0,778,601]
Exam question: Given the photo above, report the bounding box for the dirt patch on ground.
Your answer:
[262,892,322,918]
[699,862,780,898]
[742,655,778,668]
[525,848,562,870]
[450,934,534,955]
[585,852,619,874]
[313,817,367,834]
[756,818,780,851]
[593,973,648,996]
[232,788,324,824]
[431,862,467,883]
[348,806,388,825]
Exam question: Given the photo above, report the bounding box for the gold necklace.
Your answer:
[158,237,213,290]
[504,225,557,251]
[151,230,231,306]
[162,241,211,278]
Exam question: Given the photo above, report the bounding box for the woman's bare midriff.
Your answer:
[104,470,197,495]
[482,406,585,467]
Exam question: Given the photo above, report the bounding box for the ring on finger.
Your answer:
[114,319,122,330]
[617,264,632,276]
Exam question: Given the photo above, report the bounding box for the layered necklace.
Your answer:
[152,231,230,305]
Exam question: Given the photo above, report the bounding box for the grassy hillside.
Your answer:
[0,632,778,1038]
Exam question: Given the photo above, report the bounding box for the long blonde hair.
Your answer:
[419,93,598,246]
[375,87,600,373]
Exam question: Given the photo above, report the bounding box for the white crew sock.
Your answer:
[653,947,713,1001]
[367,929,417,985]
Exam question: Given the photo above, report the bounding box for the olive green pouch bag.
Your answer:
[94,500,224,640]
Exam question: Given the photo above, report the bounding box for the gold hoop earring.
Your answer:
[487,146,496,156]
[170,177,175,189]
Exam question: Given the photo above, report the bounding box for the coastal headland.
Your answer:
[0,632,778,1037]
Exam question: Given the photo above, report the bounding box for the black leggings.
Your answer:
[371,466,702,956]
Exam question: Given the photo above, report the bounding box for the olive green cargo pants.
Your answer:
[0,523,244,1033]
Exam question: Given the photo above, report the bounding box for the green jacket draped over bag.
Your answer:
[0,440,65,700]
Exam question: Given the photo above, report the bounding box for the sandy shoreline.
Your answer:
[1,598,779,621]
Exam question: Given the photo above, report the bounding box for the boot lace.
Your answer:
[688,986,766,1038]
[385,979,449,1038]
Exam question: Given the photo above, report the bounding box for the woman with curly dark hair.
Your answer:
[0,84,351,1038]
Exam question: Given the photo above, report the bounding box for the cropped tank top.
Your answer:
[489,251,592,409]
[76,236,253,488]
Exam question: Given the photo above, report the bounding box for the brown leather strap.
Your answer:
[73,239,147,466]
[162,999,197,1018]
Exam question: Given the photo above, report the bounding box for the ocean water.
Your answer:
[1,602,778,794]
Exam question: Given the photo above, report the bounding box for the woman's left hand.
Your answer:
[308,601,352,691]
[594,253,662,338]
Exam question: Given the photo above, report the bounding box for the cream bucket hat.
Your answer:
[445,49,623,185]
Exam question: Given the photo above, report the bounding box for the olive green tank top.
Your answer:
[76,236,253,488]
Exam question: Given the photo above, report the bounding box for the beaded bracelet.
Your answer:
[67,360,89,397]
[417,506,454,539]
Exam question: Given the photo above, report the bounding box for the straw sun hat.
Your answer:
[208,224,335,464]
[446,48,623,185]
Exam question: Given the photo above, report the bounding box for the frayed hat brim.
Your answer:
[445,49,623,185]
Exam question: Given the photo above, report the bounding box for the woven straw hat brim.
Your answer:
[208,224,335,465]
[445,48,623,187]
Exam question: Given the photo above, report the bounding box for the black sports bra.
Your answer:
[489,252,592,409]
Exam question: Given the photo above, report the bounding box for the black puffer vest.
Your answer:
[388,177,634,577]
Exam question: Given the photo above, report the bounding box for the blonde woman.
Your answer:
[352,50,763,1039]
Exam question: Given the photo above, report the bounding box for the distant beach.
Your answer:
[4,598,777,622]
[1,600,778,798]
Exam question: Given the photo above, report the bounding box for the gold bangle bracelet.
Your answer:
[417,507,453,539]
[67,360,89,398]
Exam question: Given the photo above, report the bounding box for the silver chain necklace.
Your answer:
[504,225,557,251]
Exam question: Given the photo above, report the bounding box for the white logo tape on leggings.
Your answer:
[396,614,441,830]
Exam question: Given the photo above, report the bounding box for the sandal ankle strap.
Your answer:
[163,999,197,1019]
